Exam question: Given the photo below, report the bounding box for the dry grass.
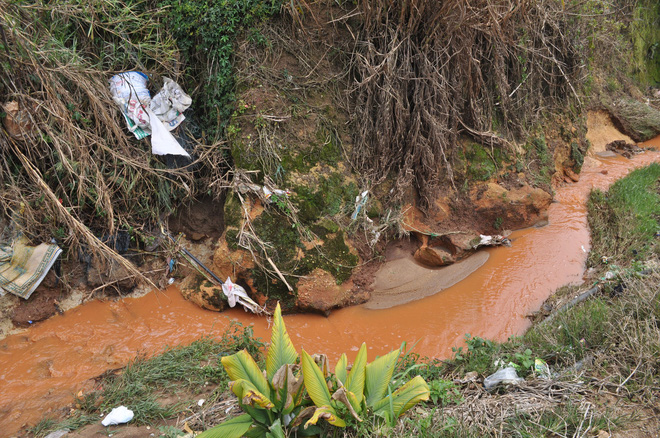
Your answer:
[0,1,230,285]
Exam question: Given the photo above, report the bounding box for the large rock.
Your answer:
[295,268,349,315]
[212,229,256,291]
[471,183,552,232]
[87,259,137,291]
[180,275,228,311]
[414,246,455,267]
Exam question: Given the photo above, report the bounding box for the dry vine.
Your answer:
[349,0,585,207]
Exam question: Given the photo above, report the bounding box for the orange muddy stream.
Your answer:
[1,143,660,434]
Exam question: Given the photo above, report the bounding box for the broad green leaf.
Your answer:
[266,303,298,380]
[222,350,270,397]
[304,406,346,429]
[197,413,253,438]
[372,375,430,419]
[346,343,367,407]
[301,349,332,408]
[266,419,286,438]
[335,353,348,385]
[229,379,274,408]
[365,348,400,407]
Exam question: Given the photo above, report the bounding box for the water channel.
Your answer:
[1,139,659,433]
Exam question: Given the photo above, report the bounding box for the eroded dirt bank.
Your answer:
[1,145,659,434]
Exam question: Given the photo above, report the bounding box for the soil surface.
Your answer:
[587,110,635,154]
[365,241,490,309]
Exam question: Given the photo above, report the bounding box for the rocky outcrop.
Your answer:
[179,275,228,312]
[295,269,350,315]
[471,183,552,232]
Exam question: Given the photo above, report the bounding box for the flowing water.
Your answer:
[1,141,659,433]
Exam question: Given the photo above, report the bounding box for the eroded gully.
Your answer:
[1,140,659,433]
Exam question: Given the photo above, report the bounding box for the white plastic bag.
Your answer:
[483,367,524,390]
[146,107,191,157]
[222,277,251,308]
[101,406,134,426]
[150,77,192,129]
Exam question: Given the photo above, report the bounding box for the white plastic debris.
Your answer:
[109,72,192,156]
[475,234,511,248]
[101,406,134,426]
[197,399,205,407]
[351,191,369,220]
[150,77,192,128]
[222,277,261,313]
[146,107,190,157]
[168,277,175,285]
[483,367,524,391]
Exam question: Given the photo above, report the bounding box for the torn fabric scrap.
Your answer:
[0,237,62,299]
[109,72,192,157]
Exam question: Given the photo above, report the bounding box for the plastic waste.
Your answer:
[351,191,369,220]
[483,367,524,391]
[150,77,192,128]
[101,406,134,426]
[222,277,252,308]
[147,106,190,157]
[534,358,551,378]
[475,234,511,248]
[109,72,192,156]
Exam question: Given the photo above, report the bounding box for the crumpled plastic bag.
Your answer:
[483,367,524,391]
[150,77,192,128]
[222,277,252,308]
[109,72,192,157]
[101,406,134,426]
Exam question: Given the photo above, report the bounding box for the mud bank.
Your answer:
[1,145,659,434]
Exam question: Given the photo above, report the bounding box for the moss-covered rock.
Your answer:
[606,99,660,142]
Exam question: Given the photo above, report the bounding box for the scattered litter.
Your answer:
[351,191,369,220]
[2,100,36,140]
[234,179,291,204]
[222,277,260,313]
[44,430,70,438]
[534,358,551,378]
[167,277,175,285]
[483,367,524,391]
[474,234,511,249]
[101,406,134,426]
[603,271,616,280]
[0,236,62,299]
[197,399,205,407]
[109,72,191,157]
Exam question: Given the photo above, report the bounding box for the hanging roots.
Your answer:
[350,0,583,207]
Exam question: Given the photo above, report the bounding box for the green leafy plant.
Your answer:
[299,342,430,429]
[428,379,462,406]
[200,303,430,436]
[199,303,312,438]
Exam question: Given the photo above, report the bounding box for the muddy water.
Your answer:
[1,145,660,433]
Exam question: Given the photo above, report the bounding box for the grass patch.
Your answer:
[587,163,660,269]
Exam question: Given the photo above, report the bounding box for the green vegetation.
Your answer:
[587,163,660,267]
[200,303,429,437]
[457,142,507,182]
[161,0,282,136]
[631,0,660,85]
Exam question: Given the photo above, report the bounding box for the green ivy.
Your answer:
[160,0,282,137]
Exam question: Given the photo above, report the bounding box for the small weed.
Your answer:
[428,379,462,406]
